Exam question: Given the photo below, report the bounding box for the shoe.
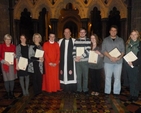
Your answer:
[4,92,10,99]
[113,94,119,98]
[10,91,15,99]
[128,95,133,101]
[84,91,89,96]
[95,92,99,96]
[105,93,110,98]
[91,91,95,96]
[132,96,138,101]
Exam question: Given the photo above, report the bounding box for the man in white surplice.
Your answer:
[58,28,77,92]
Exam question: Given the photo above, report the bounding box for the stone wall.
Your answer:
[0,0,9,43]
[131,0,141,33]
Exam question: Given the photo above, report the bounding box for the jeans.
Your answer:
[75,61,89,92]
[104,63,122,94]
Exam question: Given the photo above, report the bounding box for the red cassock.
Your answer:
[42,41,60,92]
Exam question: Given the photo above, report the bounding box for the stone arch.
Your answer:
[14,0,33,19]
[107,0,127,18]
[88,1,107,18]
[33,0,51,19]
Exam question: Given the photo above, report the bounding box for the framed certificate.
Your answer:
[35,49,44,58]
[76,47,84,56]
[18,57,28,71]
[88,51,98,64]
[4,52,14,65]
[123,51,138,62]
[109,48,121,58]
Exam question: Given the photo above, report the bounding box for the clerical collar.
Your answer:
[49,40,54,44]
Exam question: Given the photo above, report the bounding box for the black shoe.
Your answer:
[4,92,10,99]
[128,95,133,101]
[10,91,15,99]
[84,91,89,96]
[132,96,138,101]
[105,93,110,98]
[113,94,119,99]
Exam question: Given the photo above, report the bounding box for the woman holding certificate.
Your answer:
[0,34,17,99]
[28,33,44,96]
[16,34,29,96]
[125,30,141,101]
[89,34,103,96]
[42,32,60,93]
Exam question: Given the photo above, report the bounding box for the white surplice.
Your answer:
[58,38,77,84]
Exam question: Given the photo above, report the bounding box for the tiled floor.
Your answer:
[0,75,141,113]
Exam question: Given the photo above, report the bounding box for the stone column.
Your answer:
[9,0,14,43]
[50,18,58,37]
[81,18,89,32]
[120,18,127,41]
[14,19,20,44]
[101,18,108,39]
[32,19,38,33]
[127,0,132,37]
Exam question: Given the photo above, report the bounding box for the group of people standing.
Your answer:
[0,25,141,102]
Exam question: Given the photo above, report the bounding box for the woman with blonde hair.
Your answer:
[28,33,44,96]
[0,34,17,99]
[125,30,141,101]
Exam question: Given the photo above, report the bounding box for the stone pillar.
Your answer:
[120,18,127,41]
[15,19,20,44]
[32,19,38,33]
[9,0,14,43]
[101,18,108,39]
[131,0,141,32]
[127,0,132,37]
[81,18,89,32]
[50,18,58,37]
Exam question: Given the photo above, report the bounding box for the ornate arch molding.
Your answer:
[14,0,33,19]
[107,0,127,18]
[53,1,86,18]
[33,0,52,19]
[88,1,107,18]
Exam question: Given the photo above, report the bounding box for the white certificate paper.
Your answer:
[88,51,98,64]
[35,49,44,58]
[76,47,84,56]
[18,57,28,71]
[123,51,138,62]
[4,52,14,65]
[109,48,121,58]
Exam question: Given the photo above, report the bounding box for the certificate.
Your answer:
[109,48,121,58]
[88,51,98,64]
[123,51,138,62]
[35,49,44,58]
[76,47,84,56]
[18,57,28,71]
[4,52,14,65]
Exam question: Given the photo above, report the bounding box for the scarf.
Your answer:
[60,38,74,80]
[1,43,16,73]
[126,39,139,55]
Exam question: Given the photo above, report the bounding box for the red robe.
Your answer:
[42,41,60,92]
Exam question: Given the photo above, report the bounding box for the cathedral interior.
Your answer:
[0,0,141,113]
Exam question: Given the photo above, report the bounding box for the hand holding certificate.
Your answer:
[4,52,14,65]
[88,51,98,63]
[35,49,44,58]
[109,48,121,58]
[76,47,84,56]
[123,51,137,62]
[18,57,28,71]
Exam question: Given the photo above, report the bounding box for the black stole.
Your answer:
[60,38,74,81]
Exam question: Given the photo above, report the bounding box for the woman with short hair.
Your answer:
[28,33,44,96]
[0,34,17,99]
